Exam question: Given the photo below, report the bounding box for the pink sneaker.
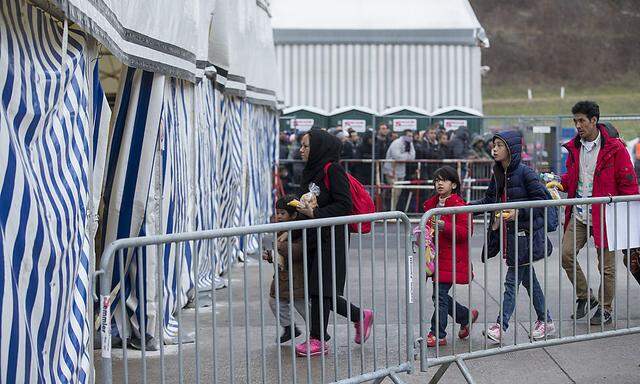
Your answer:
[483,323,506,344]
[295,338,329,357]
[531,320,556,340]
[354,309,374,344]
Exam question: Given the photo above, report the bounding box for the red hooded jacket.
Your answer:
[423,194,472,284]
[561,124,639,247]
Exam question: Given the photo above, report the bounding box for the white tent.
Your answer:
[271,0,489,112]
[1,1,279,382]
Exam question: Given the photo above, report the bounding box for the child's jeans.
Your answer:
[499,265,552,330]
[269,297,307,328]
[431,282,470,338]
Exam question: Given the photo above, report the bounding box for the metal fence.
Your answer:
[97,211,415,384]
[417,195,640,383]
[94,195,640,383]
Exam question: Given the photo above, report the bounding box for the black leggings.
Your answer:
[310,295,362,340]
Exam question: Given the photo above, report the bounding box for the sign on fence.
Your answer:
[292,118,314,132]
[444,119,467,131]
[342,119,367,132]
[393,118,418,131]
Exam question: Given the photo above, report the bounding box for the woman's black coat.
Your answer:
[300,130,353,297]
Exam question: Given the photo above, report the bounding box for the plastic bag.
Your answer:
[300,182,320,209]
[412,220,436,278]
[541,172,562,200]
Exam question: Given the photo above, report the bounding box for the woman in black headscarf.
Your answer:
[294,129,374,357]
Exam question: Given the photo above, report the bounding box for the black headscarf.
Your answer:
[300,129,342,190]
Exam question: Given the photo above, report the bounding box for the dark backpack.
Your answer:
[601,121,619,138]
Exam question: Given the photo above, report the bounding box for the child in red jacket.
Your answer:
[422,166,478,347]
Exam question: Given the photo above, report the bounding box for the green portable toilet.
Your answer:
[328,106,378,133]
[280,106,329,133]
[380,106,431,132]
[431,106,483,135]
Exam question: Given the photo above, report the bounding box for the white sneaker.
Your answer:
[531,320,556,340]
[483,323,506,343]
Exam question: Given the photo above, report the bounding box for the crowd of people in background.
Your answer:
[278,122,495,194]
[278,118,640,214]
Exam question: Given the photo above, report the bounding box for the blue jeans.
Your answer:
[431,282,470,338]
[499,265,552,330]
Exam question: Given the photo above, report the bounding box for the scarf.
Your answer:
[300,129,342,191]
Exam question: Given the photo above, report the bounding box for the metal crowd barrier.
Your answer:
[94,194,640,383]
[97,211,415,384]
[418,195,640,383]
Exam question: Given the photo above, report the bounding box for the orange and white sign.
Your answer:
[444,119,467,131]
[392,119,417,131]
[342,119,366,132]
[291,118,314,132]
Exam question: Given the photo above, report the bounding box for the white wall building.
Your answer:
[271,0,489,113]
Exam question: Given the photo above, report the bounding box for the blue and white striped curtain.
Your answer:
[191,84,279,294]
[193,79,222,291]
[0,1,110,382]
[243,103,279,252]
[154,77,195,341]
[99,66,165,343]
[219,96,244,263]
[100,68,199,344]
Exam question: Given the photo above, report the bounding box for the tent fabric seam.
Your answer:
[54,0,195,61]
[50,0,280,102]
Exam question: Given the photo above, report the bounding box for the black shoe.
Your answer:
[590,308,612,325]
[571,297,599,320]
[278,325,302,344]
[128,334,159,351]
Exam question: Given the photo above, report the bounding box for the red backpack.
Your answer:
[323,163,376,233]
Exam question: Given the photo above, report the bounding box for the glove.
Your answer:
[546,181,564,191]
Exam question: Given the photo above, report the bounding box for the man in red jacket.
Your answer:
[555,101,639,325]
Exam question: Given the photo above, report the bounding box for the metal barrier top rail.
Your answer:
[279,159,496,164]
[99,212,411,271]
[419,195,640,225]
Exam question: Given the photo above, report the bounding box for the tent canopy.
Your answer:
[329,106,378,132]
[280,106,329,131]
[330,106,378,116]
[380,106,431,116]
[431,106,483,117]
[53,0,279,106]
[282,105,329,116]
[271,0,489,46]
[380,106,431,131]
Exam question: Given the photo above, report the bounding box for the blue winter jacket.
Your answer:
[473,130,552,266]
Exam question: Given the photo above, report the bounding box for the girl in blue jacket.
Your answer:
[473,131,555,343]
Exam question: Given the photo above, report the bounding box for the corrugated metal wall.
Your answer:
[275,43,482,113]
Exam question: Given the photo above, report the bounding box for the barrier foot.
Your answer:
[455,358,476,384]
[372,373,407,384]
[428,362,451,384]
